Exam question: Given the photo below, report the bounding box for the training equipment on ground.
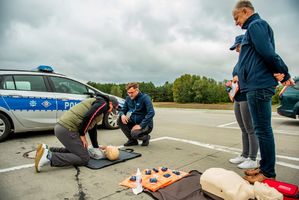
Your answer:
[200,168,255,200]
[105,146,120,161]
[130,176,136,181]
[86,149,141,169]
[263,179,299,199]
[88,147,105,160]
[254,181,283,200]
[132,168,143,195]
[120,166,189,192]
[144,170,223,200]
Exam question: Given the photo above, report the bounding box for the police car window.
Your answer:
[50,76,88,94]
[13,75,47,92]
[0,75,15,90]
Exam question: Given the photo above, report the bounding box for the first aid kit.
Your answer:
[263,179,299,200]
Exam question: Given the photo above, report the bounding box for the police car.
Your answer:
[0,66,124,142]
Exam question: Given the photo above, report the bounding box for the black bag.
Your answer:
[144,170,223,200]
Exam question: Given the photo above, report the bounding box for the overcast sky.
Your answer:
[1,0,298,85]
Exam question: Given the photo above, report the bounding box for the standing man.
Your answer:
[118,83,155,146]
[35,94,118,172]
[232,0,294,183]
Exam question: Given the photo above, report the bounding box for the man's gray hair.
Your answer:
[235,0,255,12]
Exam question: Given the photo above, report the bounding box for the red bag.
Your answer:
[263,179,299,199]
[284,197,299,200]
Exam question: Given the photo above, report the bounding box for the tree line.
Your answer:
[87,74,282,104]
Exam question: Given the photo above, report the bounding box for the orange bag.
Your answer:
[120,167,189,192]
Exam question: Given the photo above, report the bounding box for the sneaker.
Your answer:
[244,167,260,176]
[35,146,50,173]
[244,172,275,184]
[141,135,151,146]
[229,155,247,164]
[124,140,138,146]
[237,159,258,169]
[35,144,48,158]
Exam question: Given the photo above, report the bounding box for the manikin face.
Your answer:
[233,8,249,28]
[127,87,139,100]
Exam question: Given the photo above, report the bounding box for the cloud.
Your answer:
[0,0,298,85]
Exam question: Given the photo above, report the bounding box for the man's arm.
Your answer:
[139,95,155,129]
[118,97,129,117]
[88,126,99,148]
[249,21,290,82]
[78,99,108,136]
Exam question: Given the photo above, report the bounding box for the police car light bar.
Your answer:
[36,65,54,73]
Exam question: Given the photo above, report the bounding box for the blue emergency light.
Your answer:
[36,65,54,72]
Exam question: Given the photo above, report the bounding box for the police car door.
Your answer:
[48,76,91,120]
[1,74,57,129]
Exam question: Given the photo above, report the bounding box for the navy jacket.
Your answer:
[232,64,247,102]
[237,13,290,92]
[119,92,155,129]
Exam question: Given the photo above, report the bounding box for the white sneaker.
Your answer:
[35,146,50,173]
[229,155,247,164]
[35,143,48,157]
[237,159,258,169]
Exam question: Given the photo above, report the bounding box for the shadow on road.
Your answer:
[8,130,55,141]
[281,120,299,126]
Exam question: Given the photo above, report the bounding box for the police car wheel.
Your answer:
[0,113,11,142]
[103,109,119,129]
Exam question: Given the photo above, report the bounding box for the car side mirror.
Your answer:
[84,90,96,98]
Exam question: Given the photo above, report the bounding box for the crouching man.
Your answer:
[118,83,155,146]
[34,94,118,172]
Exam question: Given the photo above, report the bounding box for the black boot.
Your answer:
[141,135,151,146]
[124,140,138,146]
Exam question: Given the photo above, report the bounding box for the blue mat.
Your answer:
[86,149,142,169]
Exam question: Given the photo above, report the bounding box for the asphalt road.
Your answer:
[0,108,298,200]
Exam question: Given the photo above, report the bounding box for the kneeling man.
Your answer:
[118,83,155,146]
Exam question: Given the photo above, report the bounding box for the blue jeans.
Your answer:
[246,88,276,178]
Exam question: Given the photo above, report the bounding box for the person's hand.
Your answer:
[121,115,128,124]
[132,125,141,131]
[282,78,295,86]
[225,81,232,87]
[232,75,238,83]
[274,73,285,82]
[99,145,107,150]
[80,135,88,149]
[108,102,113,113]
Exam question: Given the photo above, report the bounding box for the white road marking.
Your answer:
[0,164,34,173]
[276,162,299,170]
[162,136,299,161]
[217,121,299,136]
[217,121,237,127]
[274,129,299,136]
[0,136,298,173]
[221,126,299,136]
[272,117,294,120]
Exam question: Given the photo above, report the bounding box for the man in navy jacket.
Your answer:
[232,0,294,183]
[118,82,155,146]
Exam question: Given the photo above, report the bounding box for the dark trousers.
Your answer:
[234,100,258,160]
[51,124,90,167]
[118,118,152,141]
[246,88,276,178]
